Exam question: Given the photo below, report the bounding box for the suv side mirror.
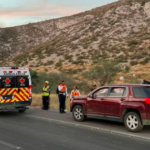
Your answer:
[89,94,93,98]
[93,95,97,99]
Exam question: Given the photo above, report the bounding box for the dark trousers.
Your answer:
[42,96,50,110]
[59,94,66,113]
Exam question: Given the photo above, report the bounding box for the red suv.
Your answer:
[70,84,150,132]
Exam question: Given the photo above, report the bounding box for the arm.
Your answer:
[87,86,92,91]
[58,85,63,91]
[66,88,68,97]
[48,88,50,95]
[70,91,73,99]
[78,90,81,96]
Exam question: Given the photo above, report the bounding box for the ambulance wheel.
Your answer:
[18,109,26,113]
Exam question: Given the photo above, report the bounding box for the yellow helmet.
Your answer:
[45,81,49,84]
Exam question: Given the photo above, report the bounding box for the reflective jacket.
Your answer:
[70,90,80,99]
[43,86,50,96]
[58,84,68,96]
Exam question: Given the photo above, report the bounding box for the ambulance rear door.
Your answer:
[16,75,30,102]
[0,76,16,103]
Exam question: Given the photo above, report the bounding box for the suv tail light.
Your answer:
[145,98,150,104]
[29,85,32,97]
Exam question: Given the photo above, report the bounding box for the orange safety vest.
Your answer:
[72,90,80,97]
[59,84,67,92]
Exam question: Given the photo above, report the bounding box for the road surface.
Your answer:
[0,107,150,150]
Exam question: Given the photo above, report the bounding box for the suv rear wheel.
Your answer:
[124,112,143,132]
[72,105,85,122]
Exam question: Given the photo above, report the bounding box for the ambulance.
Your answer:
[0,67,32,113]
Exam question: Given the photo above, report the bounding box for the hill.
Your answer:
[0,0,150,79]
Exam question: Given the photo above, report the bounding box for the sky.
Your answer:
[0,0,117,27]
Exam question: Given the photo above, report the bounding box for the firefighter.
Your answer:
[42,81,50,110]
[58,81,68,113]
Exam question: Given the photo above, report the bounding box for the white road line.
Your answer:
[25,115,150,141]
[0,140,22,149]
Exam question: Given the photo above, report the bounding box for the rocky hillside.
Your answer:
[0,0,150,73]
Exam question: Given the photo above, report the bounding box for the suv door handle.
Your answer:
[101,98,105,101]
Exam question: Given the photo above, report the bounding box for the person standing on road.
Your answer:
[58,81,68,114]
[70,86,81,100]
[42,81,50,110]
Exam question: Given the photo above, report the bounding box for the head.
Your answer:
[62,80,65,85]
[93,84,97,89]
[73,86,78,90]
[45,81,49,87]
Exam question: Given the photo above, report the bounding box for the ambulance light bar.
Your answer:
[10,67,18,69]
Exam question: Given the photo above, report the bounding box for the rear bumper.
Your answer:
[0,101,32,109]
[142,120,150,125]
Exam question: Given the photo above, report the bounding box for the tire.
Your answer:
[124,112,143,132]
[18,109,26,113]
[72,105,85,122]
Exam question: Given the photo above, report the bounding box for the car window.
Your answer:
[133,87,150,98]
[16,76,29,88]
[93,88,109,97]
[0,76,16,88]
[109,87,126,97]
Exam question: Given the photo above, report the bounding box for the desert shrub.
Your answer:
[83,60,121,85]
[140,58,149,65]
[128,40,138,46]
[0,28,18,42]
[130,60,138,66]
[55,61,62,67]
[43,60,54,66]
[64,54,73,60]
[32,72,76,93]
[124,66,130,73]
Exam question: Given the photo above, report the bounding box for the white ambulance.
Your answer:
[0,67,32,113]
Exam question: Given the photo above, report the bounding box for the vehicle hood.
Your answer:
[73,96,87,100]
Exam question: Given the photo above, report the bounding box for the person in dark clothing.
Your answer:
[58,81,68,113]
[142,79,150,85]
[42,81,50,110]
[87,84,97,91]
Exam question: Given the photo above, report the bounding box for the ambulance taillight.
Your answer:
[29,85,32,97]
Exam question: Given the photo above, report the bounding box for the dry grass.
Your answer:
[31,93,71,110]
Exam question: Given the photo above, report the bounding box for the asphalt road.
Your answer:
[0,108,150,150]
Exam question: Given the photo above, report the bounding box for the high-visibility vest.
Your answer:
[71,90,80,97]
[59,84,67,92]
[43,86,50,96]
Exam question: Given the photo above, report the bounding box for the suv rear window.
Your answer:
[133,87,150,98]
[0,77,16,88]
